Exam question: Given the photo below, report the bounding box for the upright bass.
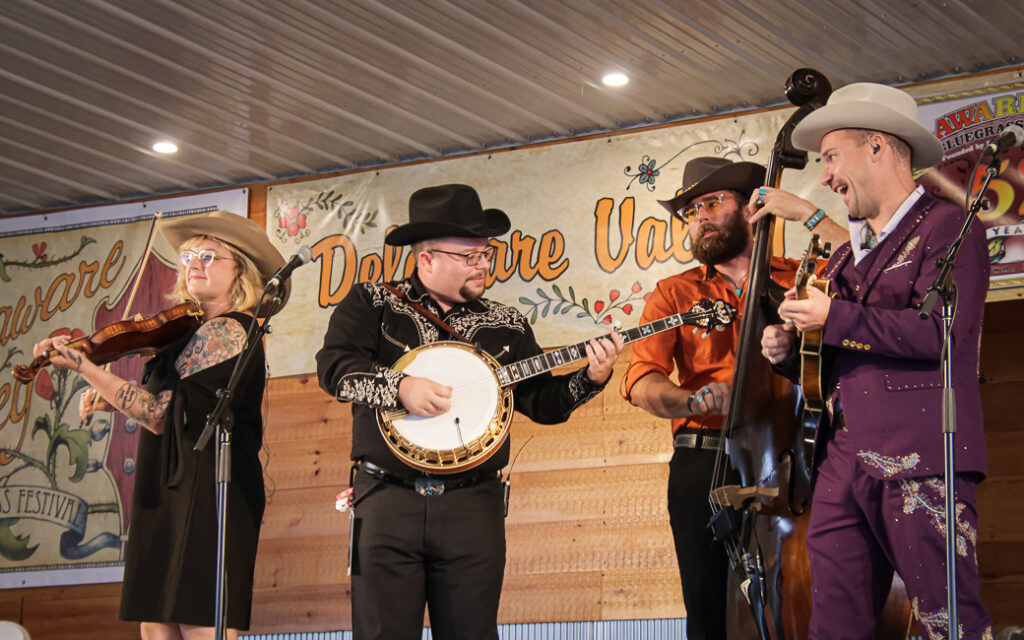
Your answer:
[707,69,910,639]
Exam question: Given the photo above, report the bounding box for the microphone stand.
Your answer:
[917,153,997,639]
[194,285,285,640]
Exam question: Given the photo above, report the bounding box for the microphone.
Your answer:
[981,124,1024,157]
[265,245,312,294]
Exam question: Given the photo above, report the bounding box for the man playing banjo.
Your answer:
[316,183,623,640]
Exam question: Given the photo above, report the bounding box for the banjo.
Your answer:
[377,297,738,474]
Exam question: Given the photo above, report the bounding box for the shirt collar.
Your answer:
[849,185,923,265]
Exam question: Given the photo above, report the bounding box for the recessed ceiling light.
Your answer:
[602,72,629,87]
[152,141,178,154]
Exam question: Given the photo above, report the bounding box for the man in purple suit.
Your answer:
[761,83,993,639]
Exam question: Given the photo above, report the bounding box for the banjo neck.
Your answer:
[495,299,736,387]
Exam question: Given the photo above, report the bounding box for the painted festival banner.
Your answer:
[264,109,846,378]
[918,83,1024,294]
[0,190,247,587]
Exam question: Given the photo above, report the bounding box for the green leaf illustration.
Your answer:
[48,424,92,483]
[33,415,51,439]
[0,519,37,561]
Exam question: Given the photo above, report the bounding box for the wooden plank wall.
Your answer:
[0,299,1021,638]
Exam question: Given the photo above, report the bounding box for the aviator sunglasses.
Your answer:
[675,193,737,223]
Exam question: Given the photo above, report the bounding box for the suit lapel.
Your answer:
[852,195,935,304]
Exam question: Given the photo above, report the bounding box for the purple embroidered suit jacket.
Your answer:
[784,193,989,480]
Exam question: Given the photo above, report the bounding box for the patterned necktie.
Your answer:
[860,226,878,250]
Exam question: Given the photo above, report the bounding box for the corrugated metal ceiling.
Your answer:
[0,0,1020,217]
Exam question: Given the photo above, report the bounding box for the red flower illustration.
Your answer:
[631,281,642,293]
[609,290,619,302]
[622,304,633,314]
[279,206,307,237]
[32,242,48,262]
[48,327,86,342]
[643,293,653,302]
[594,300,604,313]
[601,316,612,324]
[35,370,54,401]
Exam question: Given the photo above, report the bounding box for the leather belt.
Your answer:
[358,460,497,497]
[673,429,723,451]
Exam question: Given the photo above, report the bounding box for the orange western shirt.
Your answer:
[622,257,801,435]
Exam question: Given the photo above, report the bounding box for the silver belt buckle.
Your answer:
[414,477,445,497]
[673,433,697,449]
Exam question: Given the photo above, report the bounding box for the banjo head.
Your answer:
[377,342,514,474]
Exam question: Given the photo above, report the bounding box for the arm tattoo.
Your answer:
[176,317,247,378]
[66,349,84,371]
[114,383,171,434]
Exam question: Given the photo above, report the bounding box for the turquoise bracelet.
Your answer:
[804,208,826,230]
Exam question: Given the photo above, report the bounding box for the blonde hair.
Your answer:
[169,235,265,313]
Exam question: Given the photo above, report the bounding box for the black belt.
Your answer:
[358,460,498,497]
[673,428,723,451]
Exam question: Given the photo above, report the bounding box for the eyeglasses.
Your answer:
[676,193,736,223]
[428,246,496,266]
[180,249,235,269]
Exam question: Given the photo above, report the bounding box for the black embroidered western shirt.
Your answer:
[315,273,605,480]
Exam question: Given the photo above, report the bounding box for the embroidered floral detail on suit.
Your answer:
[883,235,921,273]
[857,450,920,478]
[899,476,978,562]
[567,367,600,407]
[912,597,956,640]
[366,282,441,346]
[447,299,528,340]
[336,365,404,408]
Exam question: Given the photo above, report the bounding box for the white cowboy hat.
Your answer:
[791,82,944,170]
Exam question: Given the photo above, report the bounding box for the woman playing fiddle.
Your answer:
[32,211,287,640]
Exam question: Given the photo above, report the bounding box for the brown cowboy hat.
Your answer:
[384,184,511,246]
[159,209,289,314]
[657,157,766,218]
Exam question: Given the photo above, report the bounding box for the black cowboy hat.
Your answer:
[384,184,511,246]
[657,157,766,218]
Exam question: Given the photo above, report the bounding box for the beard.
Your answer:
[458,274,487,302]
[692,210,750,265]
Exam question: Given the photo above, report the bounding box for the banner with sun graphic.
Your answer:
[0,190,246,587]
[916,82,1024,296]
[264,108,848,377]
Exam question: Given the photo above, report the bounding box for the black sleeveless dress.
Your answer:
[119,311,266,629]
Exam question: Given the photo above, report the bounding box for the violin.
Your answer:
[13,301,204,384]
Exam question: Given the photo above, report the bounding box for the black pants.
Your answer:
[667,446,733,640]
[350,468,506,640]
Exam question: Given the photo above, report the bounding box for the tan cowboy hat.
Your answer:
[657,157,766,218]
[385,184,510,246]
[791,82,944,170]
[159,209,289,314]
